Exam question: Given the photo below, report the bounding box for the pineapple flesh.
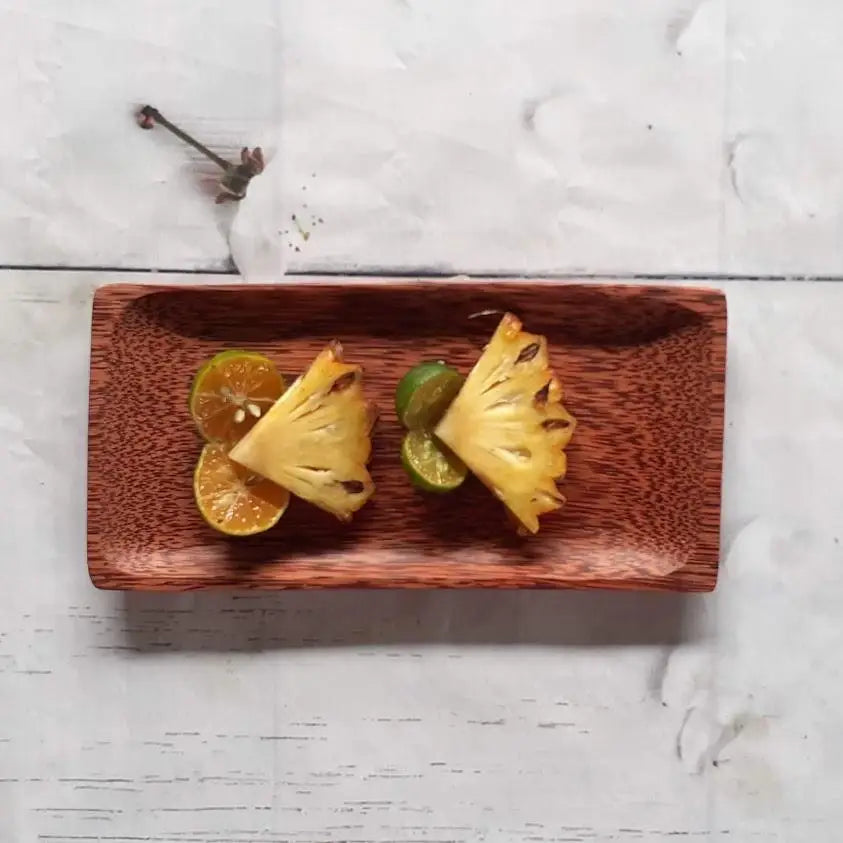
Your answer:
[434,313,575,534]
[229,342,376,521]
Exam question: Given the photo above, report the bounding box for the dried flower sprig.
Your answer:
[137,105,264,203]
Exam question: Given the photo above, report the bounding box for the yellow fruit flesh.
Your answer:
[435,313,575,534]
[229,342,376,522]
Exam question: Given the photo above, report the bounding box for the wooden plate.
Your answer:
[88,280,726,592]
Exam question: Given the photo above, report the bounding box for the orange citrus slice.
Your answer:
[194,442,290,536]
[189,350,285,443]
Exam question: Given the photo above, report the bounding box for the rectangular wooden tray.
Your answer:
[88,280,726,592]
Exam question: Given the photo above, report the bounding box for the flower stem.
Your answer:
[138,105,231,172]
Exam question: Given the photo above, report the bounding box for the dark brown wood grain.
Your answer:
[87,280,727,592]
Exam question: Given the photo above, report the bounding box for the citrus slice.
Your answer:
[189,350,285,443]
[400,429,468,493]
[194,442,290,536]
[395,362,464,429]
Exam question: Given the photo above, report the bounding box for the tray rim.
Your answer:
[87,278,727,593]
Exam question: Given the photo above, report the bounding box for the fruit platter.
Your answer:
[87,280,726,592]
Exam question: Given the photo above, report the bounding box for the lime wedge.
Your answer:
[395,362,463,429]
[400,429,468,493]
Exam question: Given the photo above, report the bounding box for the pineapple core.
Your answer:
[229,342,376,521]
[435,313,575,534]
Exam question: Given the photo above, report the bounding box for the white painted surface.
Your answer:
[2,272,843,841]
[3,1,843,839]
[2,0,843,275]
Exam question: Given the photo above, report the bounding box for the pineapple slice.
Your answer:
[435,313,575,534]
[229,342,376,521]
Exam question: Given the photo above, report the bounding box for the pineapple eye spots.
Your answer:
[516,342,540,364]
[329,371,358,394]
[534,382,551,406]
[532,490,564,507]
[542,418,571,431]
[492,446,532,464]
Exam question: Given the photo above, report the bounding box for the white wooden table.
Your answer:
[3,3,843,841]
[3,0,843,277]
[3,272,842,842]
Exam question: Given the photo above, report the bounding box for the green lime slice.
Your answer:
[395,362,464,429]
[400,429,468,493]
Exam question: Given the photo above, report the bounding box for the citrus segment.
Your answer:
[400,429,468,493]
[395,362,464,430]
[194,442,290,536]
[189,350,285,443]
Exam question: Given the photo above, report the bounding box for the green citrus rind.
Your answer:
[400,429,468,493]
[394,361,464,430]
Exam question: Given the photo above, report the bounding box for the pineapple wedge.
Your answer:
[229,342,376,522]
[434,313,575,534]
